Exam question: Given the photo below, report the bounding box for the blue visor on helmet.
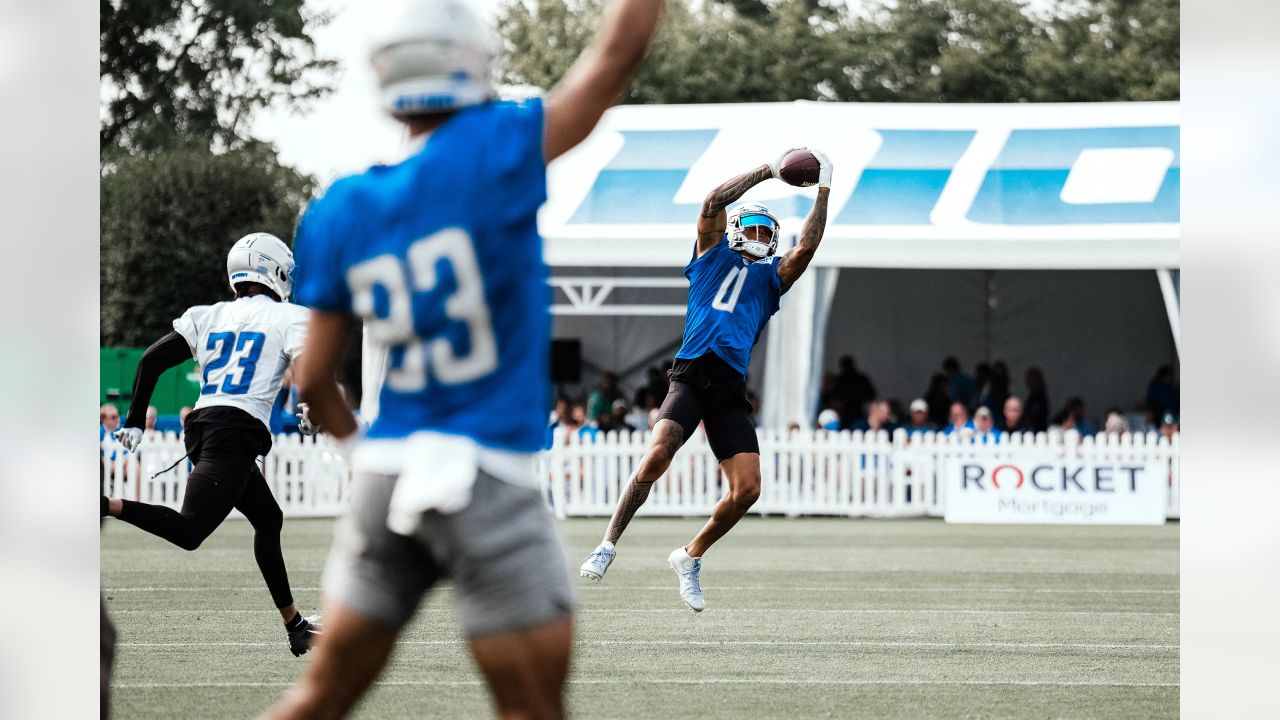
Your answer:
[739,213,777,232]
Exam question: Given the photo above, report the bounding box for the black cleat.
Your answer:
[286,615,322,657]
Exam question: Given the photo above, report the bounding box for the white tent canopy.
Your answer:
[542,101,1179,269]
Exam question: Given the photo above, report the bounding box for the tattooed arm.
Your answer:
[695,166,774,258]
[777,187,830,292]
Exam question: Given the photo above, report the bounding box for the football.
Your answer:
[778,148,821,187]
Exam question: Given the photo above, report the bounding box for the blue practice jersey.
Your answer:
[675,237,785,376]
[292,100,550,452]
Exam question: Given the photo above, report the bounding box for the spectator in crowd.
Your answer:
[1001,396,1026,434]
[1059,396,1097,436]
[100,404,127,490]
[980,361,1011,425]
[587,371,624,423]
[647,407,662,431]
[1023,367,1050,432]
[973,362,991,406]
[852,399,897,434]
[942,401,974,436]
[549,396,571,428]
[904,398,935,437]
[144,406,158,432]
[1104,408,1130,436]
[972,407,1003,444]
[834,355,876,427]
[633,366,669,410]
[942,356,977,409]
[923,373,951,428]
[1146,364,1179,419]
[817,372,842,421]
[1160,412,1179,442]
[178,406,193,431]
[816,408,841,432]
[100,404,121,437]
[574,402,600,442]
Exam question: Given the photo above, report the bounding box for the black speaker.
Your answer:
[550,339,582,384]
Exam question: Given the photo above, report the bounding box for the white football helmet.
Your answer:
[369,0,498,117]
[227,232,294,301]
[727,204,781,259]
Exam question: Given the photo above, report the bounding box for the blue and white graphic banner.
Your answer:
[541,101,1179,269]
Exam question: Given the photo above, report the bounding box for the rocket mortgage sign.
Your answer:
[945,459,1167,525]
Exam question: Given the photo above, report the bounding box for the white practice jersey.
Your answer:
[173,295,309,430]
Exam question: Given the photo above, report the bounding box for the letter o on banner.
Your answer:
[990,464,1025,489]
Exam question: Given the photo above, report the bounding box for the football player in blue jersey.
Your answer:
[263,0,664,718]
[580,148,833,612]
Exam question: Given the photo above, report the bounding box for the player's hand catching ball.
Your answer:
[114,427,143,452]
[810,148,833,188]
[769,147,805,180]
[296,403,321,436]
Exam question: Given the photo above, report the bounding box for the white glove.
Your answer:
[114,427,143,452]
[810,147,833,188]
[296,402,321,436]
[768,147,805,180]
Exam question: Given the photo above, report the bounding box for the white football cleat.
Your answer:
[667,547,705,612]
[580,543,616,582]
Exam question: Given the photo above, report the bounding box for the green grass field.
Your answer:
[102,516,1178,719]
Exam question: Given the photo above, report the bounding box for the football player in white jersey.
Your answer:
[102,232,321,657]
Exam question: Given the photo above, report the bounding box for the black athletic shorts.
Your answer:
[658,351,759,461]
[183,406,273,490]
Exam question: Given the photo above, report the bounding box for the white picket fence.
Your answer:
[102,428,1180,520]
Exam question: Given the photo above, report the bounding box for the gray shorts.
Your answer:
[322,469,574,638]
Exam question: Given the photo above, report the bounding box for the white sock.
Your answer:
[672,546,692,562]
[600,540,615,551]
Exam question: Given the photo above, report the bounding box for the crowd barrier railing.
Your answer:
[102,428,1180,520]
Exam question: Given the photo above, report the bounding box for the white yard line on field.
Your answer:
[119,639,1178,650]
[114,678,1179,689]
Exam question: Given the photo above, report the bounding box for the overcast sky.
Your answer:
[251,0,506,184]
[251,0,1062,183]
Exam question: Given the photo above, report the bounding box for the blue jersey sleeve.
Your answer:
[484,99,547,225]
[292,187,352,312]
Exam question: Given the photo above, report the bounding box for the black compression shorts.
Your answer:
[658,352,759,462]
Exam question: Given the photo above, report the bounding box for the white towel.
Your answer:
[385,431,479,535]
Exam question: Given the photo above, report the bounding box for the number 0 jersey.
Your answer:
[173,295,309,431]
[675,237,786,376]
[291,99,550,452]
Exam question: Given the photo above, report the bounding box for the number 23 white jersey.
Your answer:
[173,295,309,430]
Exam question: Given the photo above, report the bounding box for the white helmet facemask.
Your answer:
[227,232,294,301]
[369,0,498,117]
[727,204,780,259]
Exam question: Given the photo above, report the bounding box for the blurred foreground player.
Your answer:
[581,149,833,611]
[102,232,320,656]
[264,0,666,717]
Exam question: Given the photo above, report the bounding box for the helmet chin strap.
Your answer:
[741,241,771,258]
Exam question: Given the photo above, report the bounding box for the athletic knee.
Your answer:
[177,533,206,551]
[732,482,760,508]
[253,504,285,535]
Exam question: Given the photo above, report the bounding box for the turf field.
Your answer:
[102,516,1178,719]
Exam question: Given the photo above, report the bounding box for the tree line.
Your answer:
[100,0,1177,347]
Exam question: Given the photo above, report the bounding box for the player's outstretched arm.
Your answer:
[696,165,774,257]
[543,0,665,162]
[122,331,191,430]
[778,150,833,291]
[294,311,359,441]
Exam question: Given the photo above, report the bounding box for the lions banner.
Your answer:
[945,459,1167,525]
[541,101,1179,269]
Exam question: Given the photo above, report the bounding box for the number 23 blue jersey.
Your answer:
[291,100,550,452]
[675,237,786,376]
